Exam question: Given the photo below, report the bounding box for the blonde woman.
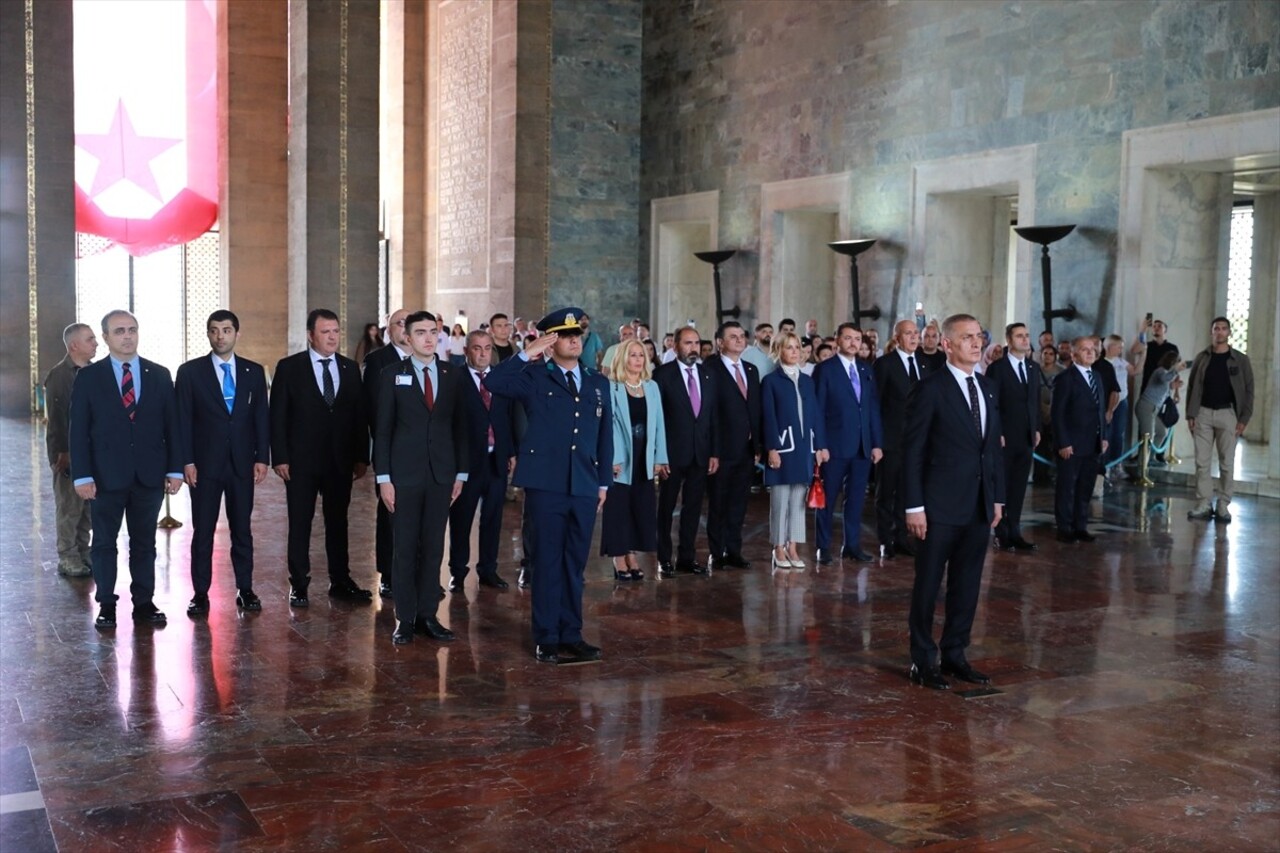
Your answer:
[601,340,669,580]
[761,332,828,570]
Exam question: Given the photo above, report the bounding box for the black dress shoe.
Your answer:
[518,567,530,589]
[378,581,393,598]
[289,587,310,607]
[132,603,168,625]
[881,544,897,559]
[328,579,373,602]
[678,559,704,575]
[814,548,833,565]
[236,589,262,612]
[908,664,950,690]
[940,660,991,685]
[414,617,455,641]
[559,640,602,662]
[478,573,509,590]
[1074,530,1097,543]
[95,605,117,630]
[722,553,751,569]
[894,540,918,557]
[187,593,209,617]
[1009,537,1038,552]
[1055,531,1076,544]
[658,561,675,578]
[392,622,415,644]
[534,644,559,664]
[841,547,873,562]
[448,577,465,593]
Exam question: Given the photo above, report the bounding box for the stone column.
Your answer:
[380,0,426,313]
[219,0,288,370]
[0,0,76,417]
[288,0,381,355]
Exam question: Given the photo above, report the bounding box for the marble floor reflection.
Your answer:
[2,417,1277,851]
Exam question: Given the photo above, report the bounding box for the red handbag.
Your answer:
[806,462,826,509]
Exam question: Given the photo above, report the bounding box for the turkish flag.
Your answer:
[74,0,217,257]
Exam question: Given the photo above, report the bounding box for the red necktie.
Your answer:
[733,362,747,399]
[423,368,434,411]
[476,370,495,448]
[120,362,136,420]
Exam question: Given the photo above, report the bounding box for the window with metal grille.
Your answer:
[1225,203,1253,353]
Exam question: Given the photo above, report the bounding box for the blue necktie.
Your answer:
[849,361,861,401]
[221,362,235,413]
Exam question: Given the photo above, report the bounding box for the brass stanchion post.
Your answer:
[158,493,182,529]
[1137,433,1154,488]
[1165,429,1181,466]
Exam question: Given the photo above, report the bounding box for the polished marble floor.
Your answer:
[2,416,1277,851]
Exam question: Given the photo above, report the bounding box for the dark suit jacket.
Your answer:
[902,368,1005,526]
[814,354,883,460]
[373,358,469,488]
[69,357,181,491]
[457,366,518,475]
[873,351,927,453]
[484,355,613,499]
[269,351,368,474]
[175,355,270,480]
[707,356,762,461]
[986,355,1040,449]
[362,343,407,439]
[652,360,719,467]
[1051,365,1107,455]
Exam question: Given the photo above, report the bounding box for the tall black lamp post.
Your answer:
[694,250,740,323]
[828,239,881,323]
[1013,224,1077,337]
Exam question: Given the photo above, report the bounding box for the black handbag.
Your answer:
[1158,397,1179,428]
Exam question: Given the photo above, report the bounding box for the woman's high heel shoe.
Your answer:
[612,558,632,581]
[771,550,792,572]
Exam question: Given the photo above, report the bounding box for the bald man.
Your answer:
[363,308,412,596]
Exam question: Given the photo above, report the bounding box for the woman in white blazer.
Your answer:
[601,340,669,580]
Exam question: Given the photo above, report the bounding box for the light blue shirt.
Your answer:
[74,355,182,486]
[375,355,467,484]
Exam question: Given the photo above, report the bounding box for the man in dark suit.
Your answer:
[270,308,370,607]
[70,310,183,629]
[813,323,883,563]
[873,319,926,559]
[986,322,1041,552]
[375,311,468,644]
[363,307,411,597]
[176,310,271,616]
[706,321,762,570]
[447,329,517,592]
[903,313,1005,690]
[1050,335,1108,543]
[485,307,612,665]
[653,326,720,577]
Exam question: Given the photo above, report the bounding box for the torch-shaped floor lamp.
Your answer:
[1013,225,1077,338]
[828,239,882,324]
[694,250,740,324]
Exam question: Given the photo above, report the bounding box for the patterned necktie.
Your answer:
[849,360,861,401]
[566,370,578,397]
[221,362,235,413]
[1086,368,1099,407]
[120,362,136,421]
[908,355,919,384]
[967,376,982,435]
[320,358,335,407]
[733,362,747,399]
[1018,359,1027,386]
[423,366,434,411]
[476,370,494,448]
[686,367,701,416]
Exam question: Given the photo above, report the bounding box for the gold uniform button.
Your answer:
[573,428,578,434]
[570,445,577,450]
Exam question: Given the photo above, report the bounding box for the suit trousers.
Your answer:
[284,466,355,590]
[189,471,255,594]
[908,503,989,670]
[657,460,708,563]
[448,453,508,578]
[390,481,451,624]
[874,450,906,546]
[525,488,596,646]
[52,468,92,567]
[375,482,393,577]
[816,456,870,551]
[90,481,165,605]
[1054,450,1098,533]
[707,455,753,558]
[996,442,1033,540]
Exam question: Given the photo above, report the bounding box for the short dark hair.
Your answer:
[1158,349,1181,370]
[1004,322,1026,341]
[1211,316,1230,330]
[207,310,240,331]
[307,308,339,332]
[489,312,509,325]
[779,318,795,328]
[754,323,773,334]
[715,320,744,341]
[835,322,861,337]
[816,343,833,356]
[405,310,438,333]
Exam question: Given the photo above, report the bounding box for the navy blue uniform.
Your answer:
[484,352,612,647]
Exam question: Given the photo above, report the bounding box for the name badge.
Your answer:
[395,375,413,386]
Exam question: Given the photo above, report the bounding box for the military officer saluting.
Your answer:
[484,307,613,665]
